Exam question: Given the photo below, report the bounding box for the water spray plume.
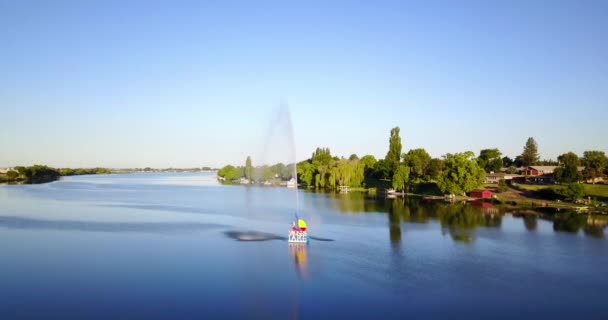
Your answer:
[280,101,300,217]
[259,102,300,217]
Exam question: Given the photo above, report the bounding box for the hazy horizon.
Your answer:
[1,1,607,168]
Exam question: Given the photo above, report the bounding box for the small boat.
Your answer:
[286,178,297,188]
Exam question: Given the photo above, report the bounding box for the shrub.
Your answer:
[497,179,508,193]
[562,183,586,202]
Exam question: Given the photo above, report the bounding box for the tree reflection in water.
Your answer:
[435,203,501,242]
[550,212,605,238]
[316,191,606,242]
[584,218,605,238]
[523,214,538,231]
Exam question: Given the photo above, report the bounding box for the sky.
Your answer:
[1,0,607,168]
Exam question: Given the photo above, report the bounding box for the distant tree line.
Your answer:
[4,165,113,184]
[59,167,111,176]
[217,128,608,196]
[218,161,295,182]
[13,165,61,183]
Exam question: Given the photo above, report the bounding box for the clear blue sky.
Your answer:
[1,0,606,168]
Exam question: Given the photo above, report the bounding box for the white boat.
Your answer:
[286,178,297,188]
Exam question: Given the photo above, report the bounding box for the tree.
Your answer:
[562,183,586,202]
[349,154,359,161]
[477,148,503,173]
[520,137,539,166]
[217,165,242,181]
[402,148,432,182]
[374,159,391,179]
[6,170,19,181]
[497,179,508,193]
[436,152,485,195]
[360,155,377,170]
[513,155,524,168]
[427,158,444,181]
[296,161,314,186]
[392,165,410,192]
[335,159,365,188]
[245,156,253,181]
[502,156,513,168]
[385,127,402,176]
[282,163,294,180]
[538,159,558,166]
[554,152,582,183]
[582,150,607,183]
[13,165,60,183]
[312,147,332,166]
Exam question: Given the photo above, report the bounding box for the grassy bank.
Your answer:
[515,183,608,202]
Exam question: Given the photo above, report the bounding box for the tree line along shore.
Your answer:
[217,127,608,210]
[0,166,112,184]
[0,166,219,184]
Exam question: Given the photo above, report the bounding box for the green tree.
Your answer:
[14,165,60,183]
[477,148,503,173]
[360,155,377,169]
[392,165,410,192]
[402,148,431,182]
[427,158,444,181]
[502,156,513,168]
[582,150,607,183]
[562,183,586,202]
[520,137,539,166]
[6,170,19,181]
[497,179,508,193]
[349,154,359,161]
[296,161,314,186]
[311,147,332,166]
[334,159,364,188]
[282,163,294,180]
[554,152,582,183]
[373,159,391,179]
[217,165,242,181]
[245,156,253,180]
[437,152,485,195]
[385,127,402,176]
[538,159,558,166]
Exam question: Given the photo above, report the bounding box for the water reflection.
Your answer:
[524,214,538,231]
[551,213,606,238]
[288,243,308,279]
[437,203,502,242]
[317,192,607,242]
[389,200,402,247]
[584,216,606,238]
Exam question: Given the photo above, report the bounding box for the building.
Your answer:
[522,166,559,176]
[484,172,522,184]
[469,189,493,199]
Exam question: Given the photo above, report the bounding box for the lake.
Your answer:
[1,172,606,319]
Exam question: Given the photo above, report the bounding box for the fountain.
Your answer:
[257,102,308,244]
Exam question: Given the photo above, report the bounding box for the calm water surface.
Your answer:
[0,173,606,319]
